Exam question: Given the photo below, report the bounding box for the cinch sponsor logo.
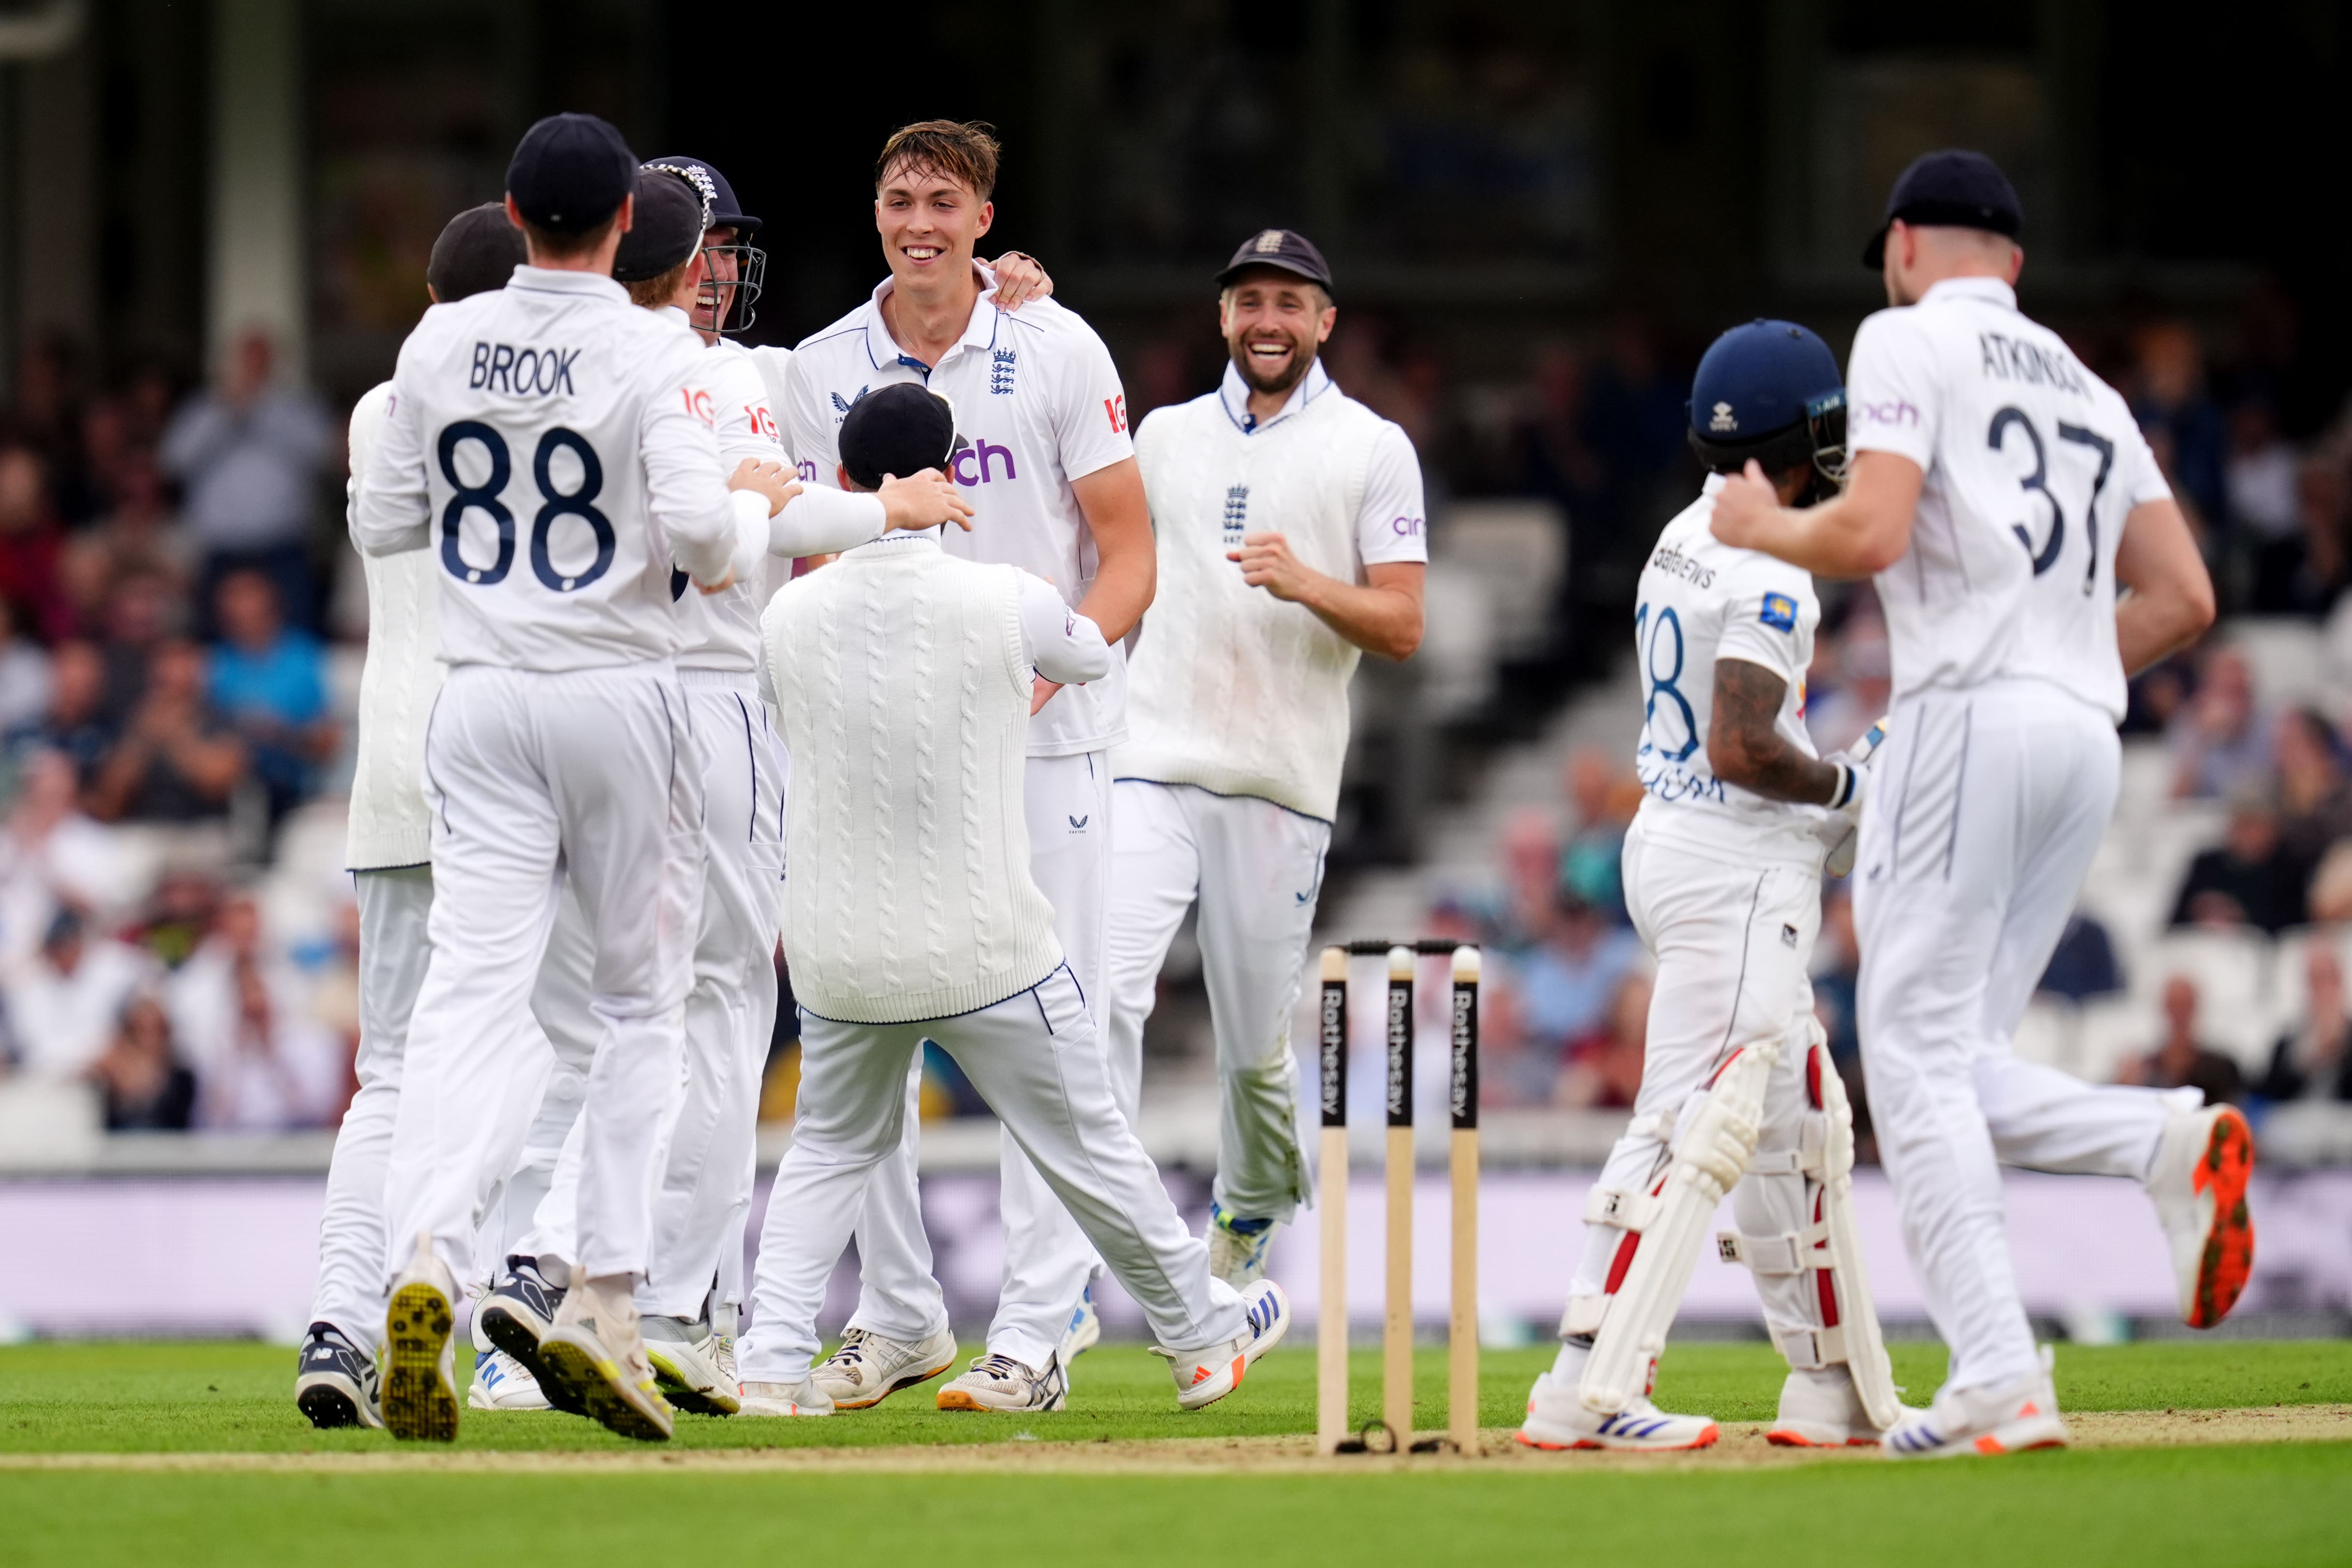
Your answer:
[950,438,1017,486]
[1391,514,1424,537]
[469,342,580,396]
[1854,398,1920,427]
[796,458,821,484]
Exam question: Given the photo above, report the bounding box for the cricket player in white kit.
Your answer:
[1111,228,1426,1285]
[1519,322,1899,1454]
[733,385,1289,1417]
[354,114,802,1442]
[1712,151,2248,1457]
[773,122,1157,1414]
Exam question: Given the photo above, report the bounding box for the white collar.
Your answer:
[860,263,1003,374]
[1919,276,2017,311]
[857,525,944,553]
[1218,356,1334,434]
[509,265,630,304]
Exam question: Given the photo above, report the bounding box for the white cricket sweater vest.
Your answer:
[1117,387,1385,821]
[344,380,445,870]
[762,540,1062,1024]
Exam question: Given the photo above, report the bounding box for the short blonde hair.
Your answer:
[627,256,694,310]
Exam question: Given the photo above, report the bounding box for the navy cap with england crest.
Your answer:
[505,113,637,235]
[1215,228,1334,295]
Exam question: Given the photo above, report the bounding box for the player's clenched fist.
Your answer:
[876,468,976,533]
[1227,531,1314,601]
[728,457,802,516]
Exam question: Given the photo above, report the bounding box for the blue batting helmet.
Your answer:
[1687,319,1848,500]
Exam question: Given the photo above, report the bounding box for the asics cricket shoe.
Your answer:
[382,1234,460,1442]
[1766,1366,1884,1448]
[2148,1105,2256,1329]
[1061,1285,1102,1363]
[1515,1371,1718,1452]
[1156,1279,1290,1411]
[475,1255,582,1414]
[738,1377,835,1418]
[936,1352,1069,1413]
[1206,1203,1277,1289]
[469,1349,551,1411]
[294,1322,383,1431]
[812,1325,958,1410]
[1883,1348,2067,1458]
[642,1312,741,1416]
[537,1275,674,1441]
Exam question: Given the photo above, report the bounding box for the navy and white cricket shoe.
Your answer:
[1882,1348,2069,1459]
[1206,1203,1278,1289]
[469,1348,551,1411]
[1515,1370,1719,1452]
[1156,1279,1290,1411]
[295,1322,383,1430]
[476,1255,583,1415]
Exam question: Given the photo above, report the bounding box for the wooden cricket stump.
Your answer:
[1315,940,1481,1457]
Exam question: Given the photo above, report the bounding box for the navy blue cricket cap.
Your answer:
[506,113,637,235]
[1863,149,2023,269]
[426,203,527,303]
[839,384,959,491]
[1215,228,1333,295]
[645,154,759,235]
[612,167,710,284]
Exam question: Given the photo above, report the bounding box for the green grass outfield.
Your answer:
[3,1338,2348,1566]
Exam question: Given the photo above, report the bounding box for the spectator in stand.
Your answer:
[0,444,71,641]
[2276,707,2352,879]
[1560,747,1631,923]
[86,992,198,1131]
[2118,974,2243,1106]
[59,452,194,629]
[93,567,184,723]
[2128,321,2227,529]
[2167,645,2270,801]
[6,641,112,787]
[2228,401,2306,610]
[1807,602,1891,756]
[0,598,52,738]
[2257,944,2352,1103]
[0,749,134,967]
[164,891,349,1131]
[1515,889,1645,1056]
[208,570,332,820]
[1487,807,1563,955]
[2271,454,2352,618]
[83,639,248,825]
[2170,789,2307,933]
[157,327,331,634]
[1,906,158,1079]
[1556,971,1651,1111]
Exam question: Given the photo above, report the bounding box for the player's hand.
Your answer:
[1708,460,1782,549]
[728,457,800,517]
[987,252,1055,311]
[1228,532,1320,604]
[1031,676,1061,715]
[876,469,975,533]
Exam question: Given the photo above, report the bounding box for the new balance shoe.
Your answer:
[469,1349,551,1411]
[1155,1278,1290,1411]
[1765,1366,1885,1448]
[1883,1349,2068,1458]
[294,1321,383,1431]
[1515,1371,1718,1452]
[812,1325,958,1410]
[642,1313,741,1416]
[1061,1286,1101,1363]
[936,1352,1069,1412]
[2148,1105,2256,1329]
[536,1275,674,1441]
[738,1377,835,1418]
[475,1255,582,1414]
[381,1233,460,1442]
[1206,1203,1278,1289]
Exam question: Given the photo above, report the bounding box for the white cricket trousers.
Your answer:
[381,661,701,1289]
[1106,781,1325,1220]
[839,750,1113,1369]
[737,965,1245,1384]
[1855,678,2181,1393]
[1566,820,1827,1349]
[499,675,785,1319]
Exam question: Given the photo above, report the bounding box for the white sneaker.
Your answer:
[642,1314,741,1416]
[1514,1371,1719,1452]
[812,1325,957,1410]
[382,1233,460,1442]
[1883,1349,2068,1459]
[1206,1203,1277,1289]
[295,1322,384,1430]
[738,1377,835,1418]
[1766,1366,1882,1448]
[936,1352,1069,1412]
[1061,1287,1102,1363]
[1155,1279,1289,1411]
[476,1255,582,1415]
[537,1275,675,1441]
[469,1349,551,1411]
[2147,1105,2256,1329]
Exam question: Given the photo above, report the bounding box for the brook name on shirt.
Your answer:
[469,342,581,397]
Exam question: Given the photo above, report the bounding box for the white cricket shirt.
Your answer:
[343,378,443,870]
[1631,476,1832,866]
[353,266,769,672]
[1846,276,2170,722]
[780,265,1135,757]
